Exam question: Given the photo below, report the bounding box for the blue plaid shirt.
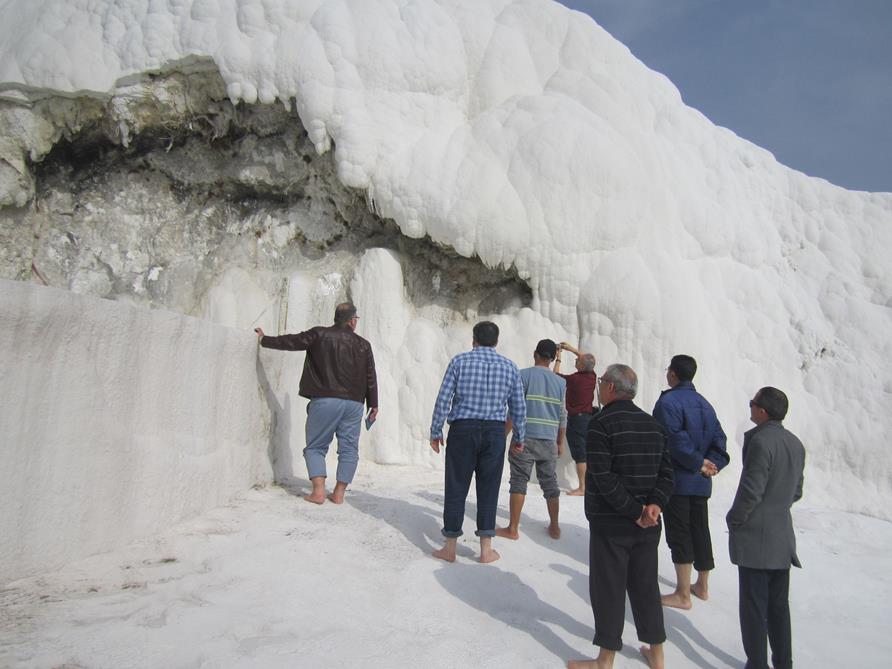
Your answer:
[430,346,527,442]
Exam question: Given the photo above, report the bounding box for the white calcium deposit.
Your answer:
[0,280,273,579]
[1,0,891,577]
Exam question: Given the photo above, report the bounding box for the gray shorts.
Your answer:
[508,437,560,498]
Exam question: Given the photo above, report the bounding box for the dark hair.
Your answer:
[535,339,558,360]
[334,302,357,325]
[755,386,788,420]
[473,321,499,347]
[669,354,697,382]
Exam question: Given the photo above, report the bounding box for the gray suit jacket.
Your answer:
[726,420,805,569]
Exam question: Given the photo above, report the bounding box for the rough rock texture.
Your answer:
[1,69,531,320]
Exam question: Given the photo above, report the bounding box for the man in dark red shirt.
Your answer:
[553,342,597,495]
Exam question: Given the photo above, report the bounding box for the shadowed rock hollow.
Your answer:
[1,68,531,320]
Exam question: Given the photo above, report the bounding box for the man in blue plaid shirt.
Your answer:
[429,321,526,563]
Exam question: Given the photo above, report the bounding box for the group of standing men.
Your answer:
[256,306,806,669]
[425,322,805,669]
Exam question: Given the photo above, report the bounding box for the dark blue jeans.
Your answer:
[442,420,507,538]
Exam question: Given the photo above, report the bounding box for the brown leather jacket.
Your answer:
[261,325,378,407]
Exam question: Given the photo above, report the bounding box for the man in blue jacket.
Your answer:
[653,355,729,610]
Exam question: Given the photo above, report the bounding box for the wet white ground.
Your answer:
[2,462,890,669]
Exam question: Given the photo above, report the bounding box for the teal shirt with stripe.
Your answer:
[519,366,567,440]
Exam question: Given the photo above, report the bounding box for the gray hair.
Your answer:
[601,363,638,399]
[581,353,596,372]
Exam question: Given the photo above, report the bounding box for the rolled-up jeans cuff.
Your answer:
[441,528,463,538]
[475,529,496,537]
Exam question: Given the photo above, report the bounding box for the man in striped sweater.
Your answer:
[568,363,674,669]
[496,339,567,541]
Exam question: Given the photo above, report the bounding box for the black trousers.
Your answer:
[589,526,666,651]
[738,566,793,669]
[663,494,715,570]
[566,413,592,463]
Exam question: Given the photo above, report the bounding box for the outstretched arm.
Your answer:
[559,342,581,356]
[256,328,319,351]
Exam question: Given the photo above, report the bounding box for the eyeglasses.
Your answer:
[597,378,613,387]
[749,399,762,409]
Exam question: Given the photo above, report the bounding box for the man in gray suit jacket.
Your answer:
[727,387,805,669]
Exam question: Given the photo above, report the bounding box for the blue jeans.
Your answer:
[442,420,506,538]
[304,398,364,484]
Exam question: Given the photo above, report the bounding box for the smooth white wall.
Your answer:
[0,280,273,582]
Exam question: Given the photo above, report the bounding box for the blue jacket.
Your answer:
[652,382,729,497]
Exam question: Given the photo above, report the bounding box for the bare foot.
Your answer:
[566,488,585,496]
[640,645,664,669]
[303,493,326,505]
[432,546,456,563]
[691,582,709,601]
[567,660,600,669]
[548,523,561,539]
[479,548,500,563]
[495,527,519,540]
[327,491,345,504]
[661,592,692,610]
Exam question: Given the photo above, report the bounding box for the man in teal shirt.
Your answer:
[497,339,566,540]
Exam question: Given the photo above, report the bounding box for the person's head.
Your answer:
[598,363,638,405]
[576,353,596,373]
[749,386,788,425]
[472,321,499,347]
[533,339,558,365]
[334,302,359,330]
[667,354,697,387]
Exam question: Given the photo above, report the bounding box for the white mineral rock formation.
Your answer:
[1,1,890,579]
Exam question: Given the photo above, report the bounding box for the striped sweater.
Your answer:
[519,366,567,440]
[584,399,674,532]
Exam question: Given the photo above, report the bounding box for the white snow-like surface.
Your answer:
[0,280,273,580]
[2,463,890,668]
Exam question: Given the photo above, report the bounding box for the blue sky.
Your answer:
[559,0,892,193]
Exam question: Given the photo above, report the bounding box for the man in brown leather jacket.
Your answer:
[255,302,378,504]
